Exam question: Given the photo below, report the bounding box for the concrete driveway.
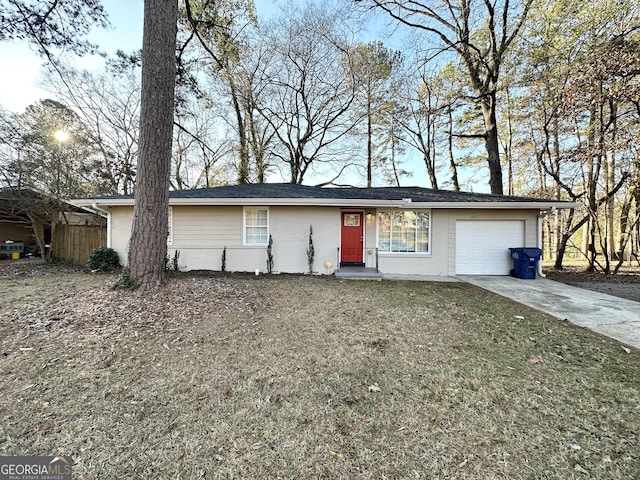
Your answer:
[461,276,640,351]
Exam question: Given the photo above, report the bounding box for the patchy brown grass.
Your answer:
[1,267,638,479]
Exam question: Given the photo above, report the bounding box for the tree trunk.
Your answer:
[427,114,438,189]
[585,106,598,270]
[447,107,459,191]
[504,87,514,196]
[554,232,570,269]
[247,104,268,183]
[618,155,639,260]
[614,192,638,274]
[367,99,373,187]
[480,93,503,195]
[554,209,592,269]
[417,122,437,189]
[554,211,574,270]
[229,75,250,184]
[390,124,401,186]
[551,116,561,260]
[128,0,178,290]
[606,152,615,261]
[27,213,47,262]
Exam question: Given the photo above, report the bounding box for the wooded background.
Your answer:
[0,0,638,273]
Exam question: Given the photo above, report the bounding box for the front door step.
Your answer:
[335,266,383,280]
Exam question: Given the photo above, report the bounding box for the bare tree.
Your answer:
[504,0,640,271]
[180,0,274,184]
[548,37,639,272]
[0,99,105,197]
[172,104,235,189]
[42,60,141,195]
[127,0,178,289]
[350,41,403,186]
[359,0,534,194]
[255,2,359,184]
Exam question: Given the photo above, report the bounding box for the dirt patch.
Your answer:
[1,267,639,478]
[545,265,640,303]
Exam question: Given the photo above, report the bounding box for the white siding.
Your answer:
[270,207,340,273]
[109,205,342,273]
[173,205,256,272]
[109,206,133,265]
[106,204,540,276]
[363,209,377,268]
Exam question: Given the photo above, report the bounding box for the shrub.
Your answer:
[221,246,227,272]
[307,225,314,274]
[88,247,120,272]
[166,250,180,273]
[266,235,274,273]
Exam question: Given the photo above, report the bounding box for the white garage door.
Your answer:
[455,220,525,275]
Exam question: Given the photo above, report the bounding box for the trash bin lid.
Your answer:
[509,247,542,259]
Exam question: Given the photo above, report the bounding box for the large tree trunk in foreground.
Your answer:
[128,0,178,289]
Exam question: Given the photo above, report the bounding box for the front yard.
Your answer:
[1,264,638,479]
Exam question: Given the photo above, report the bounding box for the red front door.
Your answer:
[341,211,364,264]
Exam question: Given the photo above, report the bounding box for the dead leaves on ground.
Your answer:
[1,277,269,340]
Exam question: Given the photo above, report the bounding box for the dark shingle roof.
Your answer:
[90,183,561,204]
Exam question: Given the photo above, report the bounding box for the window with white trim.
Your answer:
[378,211,430,253]
[244,207,269,245]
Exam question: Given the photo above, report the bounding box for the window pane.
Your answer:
[378,212,390,252]
[245,208,268,244]
[246,227,267,244]
[377,210,429,253]
[416,212,429,252]
[391,211,413,252]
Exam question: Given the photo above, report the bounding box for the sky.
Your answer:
[0,0,144,111]
[0,0,289,111]
[0,0,485,191]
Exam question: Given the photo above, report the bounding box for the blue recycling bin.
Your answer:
[509,248,542,279]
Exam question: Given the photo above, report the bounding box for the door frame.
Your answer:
[340,210,365,266]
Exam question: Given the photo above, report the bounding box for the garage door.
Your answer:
[455,220,525,275]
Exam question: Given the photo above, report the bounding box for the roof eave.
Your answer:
[74,197,579,210]
[170,198,410,207]
[409,201,580,210]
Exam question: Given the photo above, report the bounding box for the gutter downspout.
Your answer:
[92,202,112,249]
[537,210,549,278]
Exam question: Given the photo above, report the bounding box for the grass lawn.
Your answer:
[1,267,638,479]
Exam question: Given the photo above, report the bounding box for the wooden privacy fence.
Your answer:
[52,224,107,266]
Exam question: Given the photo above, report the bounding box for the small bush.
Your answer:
[307,225,314,274]
[88,247,120,272]
[221,246,227,272]
[166,250,180,274]
[266,235,274,273]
